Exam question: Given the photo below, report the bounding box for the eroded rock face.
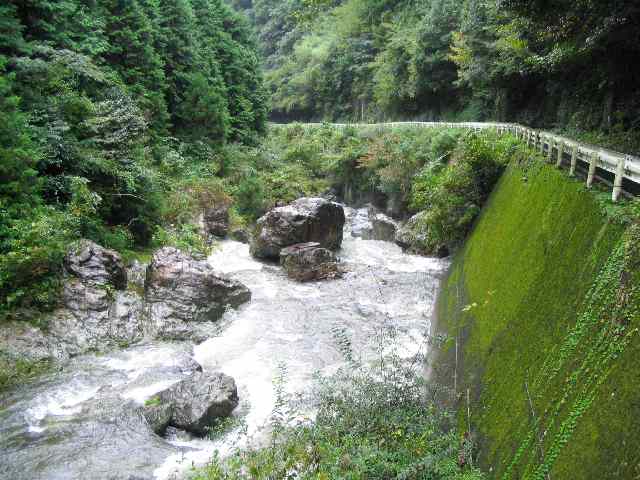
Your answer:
[280,242,340,282]
[371,213,398,242]
[145,247,251,340]
[64,239,127,290]
[54,241,143,355]
[250,197,345,259]
[127,260,147,291]
[143,371,239,436]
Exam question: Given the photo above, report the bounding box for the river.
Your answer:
[0,207,448,480]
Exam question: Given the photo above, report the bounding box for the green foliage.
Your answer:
[151,224,212,257]
[243,0,640,150]
[0,0,267,318]
[404,131,517,256]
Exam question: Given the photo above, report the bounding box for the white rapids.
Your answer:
[0,206,449,480]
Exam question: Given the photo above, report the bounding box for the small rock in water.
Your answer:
[280,242,341,282]
[230,228,250,244]
[143,371,239,436]
[371,213,398,242]
[350,208,373,239]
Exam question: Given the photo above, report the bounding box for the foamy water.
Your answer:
[0,206,448,480]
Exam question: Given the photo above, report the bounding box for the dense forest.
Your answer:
[237,0,640,150]
[0,0,267,315]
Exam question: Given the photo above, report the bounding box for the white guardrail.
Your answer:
[278,121,640,201]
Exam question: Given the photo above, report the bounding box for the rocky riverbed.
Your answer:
[0,203,448,480]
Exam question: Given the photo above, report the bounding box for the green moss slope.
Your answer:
[436,162,640,479]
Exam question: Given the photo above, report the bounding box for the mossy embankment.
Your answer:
[435,161,640,479]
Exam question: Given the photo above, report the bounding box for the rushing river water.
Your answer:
[0,207,448,480]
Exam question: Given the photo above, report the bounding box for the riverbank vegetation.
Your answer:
[237,0,640,154]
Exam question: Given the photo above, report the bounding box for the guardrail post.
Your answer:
[587,152,598,188]
[556,141,564,168]
[612,156,626,202]
[539,135,545,155]
[569,146,578,176]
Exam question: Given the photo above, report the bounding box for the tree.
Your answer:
[103,0,170,135]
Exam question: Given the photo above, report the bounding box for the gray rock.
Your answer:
[395,211,449,257]
[141,399,174,435]
[251,197,345,259]
[47,290,145,357]
[64,239,127,289]
[127,260,147,291]
[371,213,398,242]
[280,242,340,282]
[0,238,148,363]
[0,321,59,363]
[150,371,239,435]
[145,247,251,340]
[203,204,230,238]
[230,228,249,244]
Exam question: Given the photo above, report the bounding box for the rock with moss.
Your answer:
[142,397,174,435]
[250,197,345,259]
[371,213,398,242]
[0,240,146,363]
[127,259,147,291]
[145,247,251,340]
[395,211,449,258]
[280,242,341,282]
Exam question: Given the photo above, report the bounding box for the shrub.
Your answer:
[405,132,521,254]
[151,224,211,257]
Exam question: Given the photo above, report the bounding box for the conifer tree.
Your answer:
[103,0,170,135]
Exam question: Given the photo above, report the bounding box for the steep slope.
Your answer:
[435,162,640,478]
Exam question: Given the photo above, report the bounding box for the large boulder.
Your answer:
[280,242,340,282]
[371,213,398,242]
[56,240,143,353]
[250,197,345,259]
[145,247,251,340]
[144,371,239,435]
[64,239,127,289]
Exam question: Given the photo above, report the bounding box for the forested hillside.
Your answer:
[238,0,639,150]
[0,0,267,315]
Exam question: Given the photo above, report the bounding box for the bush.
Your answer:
[151,224,211,258]
[405,132,521,255]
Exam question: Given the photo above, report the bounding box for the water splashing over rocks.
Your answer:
[0,207,448,480]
